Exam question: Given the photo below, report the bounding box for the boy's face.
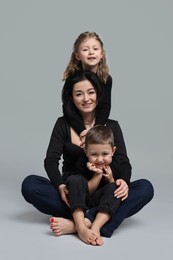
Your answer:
[85,143,116,170]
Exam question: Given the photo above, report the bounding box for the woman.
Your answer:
[21,70,154,245]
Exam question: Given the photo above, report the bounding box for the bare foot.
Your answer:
[50,217,76,236]
[50,217,91,236]
[77,225,99,245]
[90,226,104,246]
[94,235,104,246]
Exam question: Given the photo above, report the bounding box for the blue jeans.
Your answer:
[21,175,154,237]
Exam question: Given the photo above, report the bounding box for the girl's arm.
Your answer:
[95,75,112,125]
[63,104,85,135]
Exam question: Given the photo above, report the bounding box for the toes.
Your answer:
[90,239,97,246]
[50,217,54,223]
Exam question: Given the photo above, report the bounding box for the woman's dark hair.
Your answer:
[61,70,103,120]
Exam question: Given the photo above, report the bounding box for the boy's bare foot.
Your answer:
[90,226,104,246]
[77,225,99,245]
[50,217,91,236]
[93,235,104,246]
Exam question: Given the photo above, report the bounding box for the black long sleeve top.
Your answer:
[44,117,132,188]
[62,75,112,134]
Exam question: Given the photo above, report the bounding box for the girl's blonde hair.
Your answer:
[63,31,109,83]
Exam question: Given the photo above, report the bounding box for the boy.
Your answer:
[66,125,121,245]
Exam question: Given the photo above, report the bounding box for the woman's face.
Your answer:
[72,80,97,116]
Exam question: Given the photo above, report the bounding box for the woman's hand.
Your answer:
[114,179,129,201]
[58,184,70,207]
[102,165,114,183]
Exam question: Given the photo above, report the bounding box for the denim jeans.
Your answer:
[21,175,154,237]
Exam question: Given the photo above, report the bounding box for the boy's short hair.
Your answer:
[85,125,114,149]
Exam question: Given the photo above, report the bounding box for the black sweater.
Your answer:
[44,117,132,188]
[62,75,112,134]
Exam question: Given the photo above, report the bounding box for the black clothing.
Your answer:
[66,175,121,217]
[22,175,154,237]
[62,75,112,134]
[44,117,132,189]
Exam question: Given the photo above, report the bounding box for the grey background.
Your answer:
[0,0,172,259]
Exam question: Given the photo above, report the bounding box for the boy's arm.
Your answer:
[87,162,103,194]
[75,157,103,194]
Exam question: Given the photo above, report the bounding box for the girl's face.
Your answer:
[85,143,115,169]
[75,37,103,73]
[72,80,97,116]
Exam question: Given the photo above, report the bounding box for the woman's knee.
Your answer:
[21,175,39,200]
[137,179,154,202]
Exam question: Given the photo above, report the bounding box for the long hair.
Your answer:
[61,70,103,121]
[63,32,109,83]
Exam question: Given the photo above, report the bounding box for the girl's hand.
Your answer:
[102,165,114,183]
[114,179,129,201]
[79,129,88,148]
[58,184,70,207]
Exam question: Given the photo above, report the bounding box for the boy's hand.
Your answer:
[102,165,114,183]
[87,162,103,175]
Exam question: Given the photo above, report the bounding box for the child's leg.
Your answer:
[87,179,154,238]
[89,182,120,245]
[66,175,89,212]
[92,182,121,217]
[66,175,99,245]
[72,209,98,245]
[90,211,111,245]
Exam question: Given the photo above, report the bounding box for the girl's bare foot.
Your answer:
[50,217,91,236]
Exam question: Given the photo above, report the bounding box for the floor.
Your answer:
[1,172,172,260]
[1,1,173,259]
